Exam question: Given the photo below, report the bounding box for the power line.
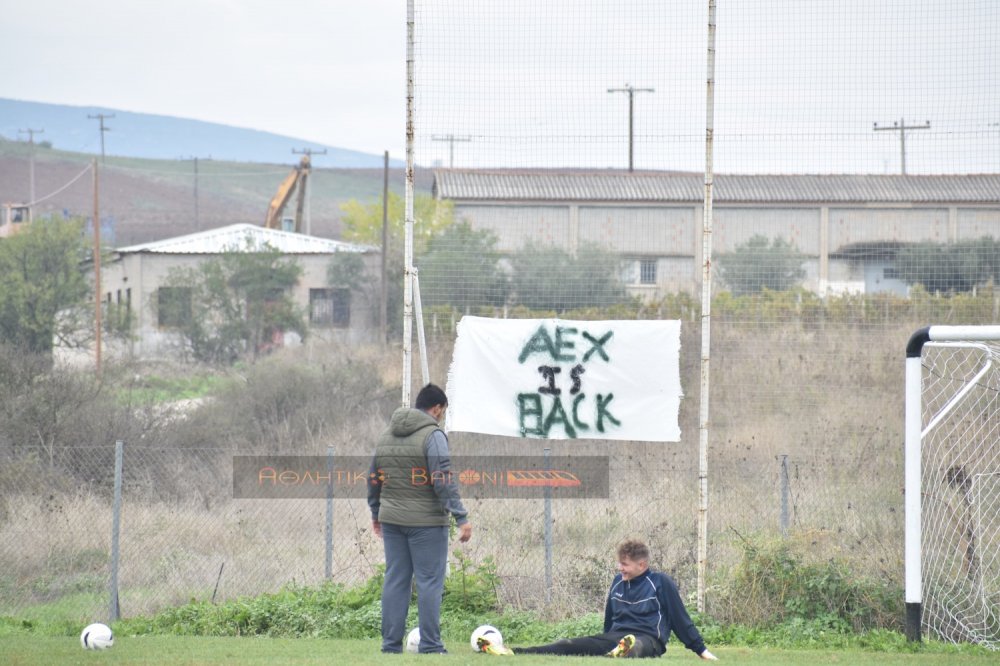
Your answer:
[608,84,655,172]
[26,163,93,207]
[873,118,930,175]
[88,113,115,163]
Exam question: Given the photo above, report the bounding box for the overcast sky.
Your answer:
[1,0,407,157]
[2,1,997,173]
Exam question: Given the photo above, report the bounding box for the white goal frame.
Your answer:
[905,325,1000,645]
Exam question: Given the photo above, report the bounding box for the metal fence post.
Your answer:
[326,444,334,579]
[109,440,123,622]
[779,454,790,537]
[543,447,552,603]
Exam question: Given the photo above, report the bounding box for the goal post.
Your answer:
[905,325,1000,648]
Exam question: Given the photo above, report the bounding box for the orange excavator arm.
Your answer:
[264,155,311,231]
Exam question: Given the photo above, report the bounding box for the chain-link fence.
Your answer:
[2,0,999,644]
[1,410,903,623]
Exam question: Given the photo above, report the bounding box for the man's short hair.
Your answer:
[415,383,448,411]
[617,539,650,563]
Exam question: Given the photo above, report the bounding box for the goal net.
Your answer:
[906,326,1000,649]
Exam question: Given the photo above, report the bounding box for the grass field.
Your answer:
[0,637,996,666]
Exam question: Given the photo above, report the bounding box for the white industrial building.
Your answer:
[95,224,380,361]
[433,170,1000,299]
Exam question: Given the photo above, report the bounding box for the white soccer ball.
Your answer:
[405,627,421,653]
[80,622,114,650]
[470,624,503,652]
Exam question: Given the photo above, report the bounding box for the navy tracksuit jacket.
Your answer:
[603,569,707,656]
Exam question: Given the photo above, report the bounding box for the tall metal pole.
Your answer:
[325,444,334,579]
[874,118,930,175]
[543,447,553,604]
[403,0,416,406]
[109,440,123,622]
[608,84,655,171]
[779,454,790,536]
[697,0,717,614]
[92,159,102,376]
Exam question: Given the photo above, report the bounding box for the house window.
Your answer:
[639,259,658,285]
[157,287,192,327]
[310,288,350,327]
[884,267,900,280]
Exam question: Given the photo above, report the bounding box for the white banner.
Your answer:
[445,317,682,442]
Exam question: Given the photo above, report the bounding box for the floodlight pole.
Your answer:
[608,84,655,171]
[403,0,416,407]
[696,0,717,615]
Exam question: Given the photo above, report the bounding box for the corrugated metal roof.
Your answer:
[433,170,1000,204]
[115,223,374,255]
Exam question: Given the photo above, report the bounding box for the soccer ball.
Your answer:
[405,627,421,653]
[470,624,503,652]
[80,622,114,650]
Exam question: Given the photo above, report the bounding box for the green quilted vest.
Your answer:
[374,407,451,526]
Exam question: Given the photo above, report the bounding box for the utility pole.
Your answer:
[180,156,202,230]
[381,150,389,346]
[873,118,930,175]
[18,128,43,203]
[193,157,199,230]
[88,113,115,163]
[608,83,655,171]
[92,158,102,376]
[431,134,471,168]
[293,147,327,235]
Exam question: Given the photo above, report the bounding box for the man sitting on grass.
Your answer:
[477,539,718,660]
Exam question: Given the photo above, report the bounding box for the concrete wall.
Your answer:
[452,201,1000,299]
[99,251,380,361]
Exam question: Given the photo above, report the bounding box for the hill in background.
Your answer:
[0,98,400,168]
[0,131,430,246]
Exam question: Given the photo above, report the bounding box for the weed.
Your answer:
[443,550,500,615]
[712,532,903,632]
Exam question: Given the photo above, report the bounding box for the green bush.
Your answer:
[712,535,903,633]
[717,235,807,295]
[442,549,501,616]
[118,551,503,639]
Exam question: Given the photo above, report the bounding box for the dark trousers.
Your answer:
[514,631,663,658]
[380,523,449,654]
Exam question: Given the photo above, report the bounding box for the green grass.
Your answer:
[0,637,996,666]
[7,592,105,626]
[119,373,228,405]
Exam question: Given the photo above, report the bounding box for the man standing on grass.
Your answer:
[368,383,472,654]
[478,539,717,660]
